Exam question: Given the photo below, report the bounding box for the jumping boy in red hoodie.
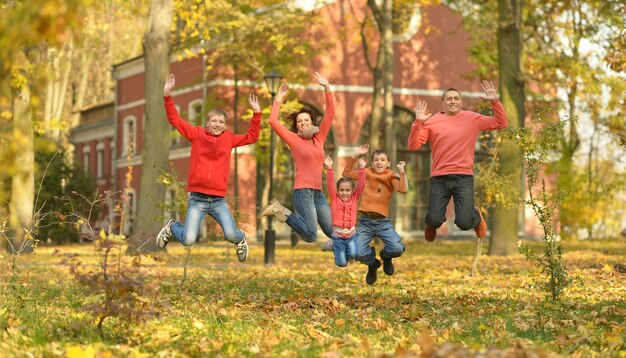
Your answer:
[156,73,262,262]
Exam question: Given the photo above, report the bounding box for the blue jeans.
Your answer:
[170,192,244,246]
[284,188,333,242]
[356,216,405,265]
[332,233,359,267]
[425,174,480,230]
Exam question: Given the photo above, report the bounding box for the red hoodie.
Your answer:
[164,96,261,197]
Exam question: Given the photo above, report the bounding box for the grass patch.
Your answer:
[1,238,624,356]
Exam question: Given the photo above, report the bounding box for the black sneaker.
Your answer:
[365,259,381,285]
[156,219,174,249]
[381,251,395,276]
[235,233,248,262]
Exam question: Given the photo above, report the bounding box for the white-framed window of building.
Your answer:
[110,142,115,178]
[123,187,137,236]
[82,145,91,175]
[96,142,105,178]
[171,105,182,147]
[189,99,204,126]
[122,116,136,157]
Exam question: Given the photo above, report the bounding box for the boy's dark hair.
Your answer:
[442,88,462,100]
[288,106,318,132]
[371,149,390,161]
[336,177,355,190]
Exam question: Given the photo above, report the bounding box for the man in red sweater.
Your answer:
[156,73,262,262]
[407,81,508,242]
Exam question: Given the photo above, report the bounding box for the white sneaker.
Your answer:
[156,219,174,249]
[321,240,333,252]
[235,233,249,262]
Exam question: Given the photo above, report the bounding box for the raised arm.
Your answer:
[313,72,335,139]
[392,161,408,194]
[163,73,197,139]
[355,166,366,198]
[407,100,431,150]
[269,83,298,144]
[476,80,508,130]
[342,144,369,179]
[324,155,336,198]
[233,93,262,147]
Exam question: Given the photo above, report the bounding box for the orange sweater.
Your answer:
[407,100,508,176]
[269,91,335,190]
[342,157,407,217]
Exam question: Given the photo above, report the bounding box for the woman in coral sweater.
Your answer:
[258,72,334,243]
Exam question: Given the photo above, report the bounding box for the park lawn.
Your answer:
[1,238,624,357]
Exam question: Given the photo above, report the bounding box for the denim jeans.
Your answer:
[284,188,333,242]
[356,216,405,266]
[332,233,359,267]
[425,174,480,230]
[170,192,244,246]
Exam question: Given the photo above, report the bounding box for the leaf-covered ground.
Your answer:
[1,238,625,357]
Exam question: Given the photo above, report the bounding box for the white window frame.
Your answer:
[122,116,137,157]
[82,145,91,175]
[96,142,105,178]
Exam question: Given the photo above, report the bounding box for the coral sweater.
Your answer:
[164,96,261,197]
[326,168,366,230]
[342,157,408,218]
[269,91,335,190]
[407,100,508,177]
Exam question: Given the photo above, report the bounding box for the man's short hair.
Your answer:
[442,88,462,100]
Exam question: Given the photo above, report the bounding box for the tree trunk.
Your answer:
[489,0,524,256]
[382,0,394,164]
[131,0,172,253]
[7,52,34,254]
[365,0,385,150]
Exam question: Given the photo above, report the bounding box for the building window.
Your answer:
[82,145,91,175]
[122,116,136,157]
[171,105,182,147]
[110,143,115,178]
[123,187,136,236]
[96,142,104,179]
[189,99,204,126]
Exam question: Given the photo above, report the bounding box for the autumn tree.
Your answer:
[0,0,84,252]
[172,0,326,232]
[489,0,524,255]
[129,0,173,253]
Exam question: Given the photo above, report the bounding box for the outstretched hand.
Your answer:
[248,93,260,113]
[313,72,330,90]
[323,154,333,169]
[479,80,498,101]
[354,144,370,157]
[358,157,367,169]
[275,83,288,103]
[164,73,176,97]
[396,161,406,173]
[415,100,431,122]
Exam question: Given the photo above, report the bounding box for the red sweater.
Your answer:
[326,168,365,230]
[407,100,508,177]
[269,91,335,190]
[164,96,261,196]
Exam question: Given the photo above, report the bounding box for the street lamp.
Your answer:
[263,69,282,265]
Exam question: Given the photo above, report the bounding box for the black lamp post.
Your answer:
[263,69,282,265]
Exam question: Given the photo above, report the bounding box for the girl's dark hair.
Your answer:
[336,177,355,190]
[371,149,390,161]
[288,106,318,132]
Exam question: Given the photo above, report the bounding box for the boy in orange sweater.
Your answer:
[342,145,408,285]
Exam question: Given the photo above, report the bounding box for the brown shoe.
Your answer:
[424,225,437,242]
[474,207,487,238]
[258,199,291,223]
